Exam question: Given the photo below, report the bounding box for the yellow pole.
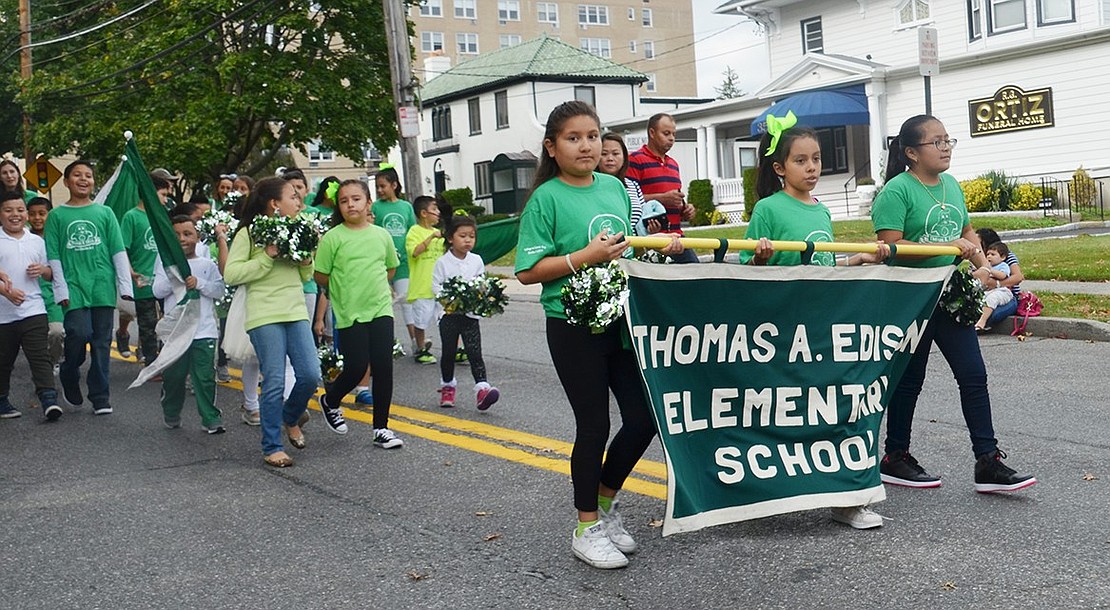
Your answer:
[624,236,962,257]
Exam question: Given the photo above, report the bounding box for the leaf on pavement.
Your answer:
[406,571,429,581]
[941,581,957,591]
[483,532,502,541]
[1082,473,1098,481]
[475,511,493,516]
[648,518,664,528]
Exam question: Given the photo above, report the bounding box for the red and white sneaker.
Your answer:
[476,386,500,411]
[438,385,456,408]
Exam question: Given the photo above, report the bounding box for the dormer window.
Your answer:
[801,17,823,54]
[897,0,930,27]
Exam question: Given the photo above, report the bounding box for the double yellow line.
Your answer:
[116,351,668,500]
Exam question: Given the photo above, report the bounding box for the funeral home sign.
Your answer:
[968,84,1055,137]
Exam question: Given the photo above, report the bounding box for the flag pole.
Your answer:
[624,236,962,257]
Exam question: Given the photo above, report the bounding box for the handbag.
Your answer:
[222,285,256,361]
[1011,291,1044,336]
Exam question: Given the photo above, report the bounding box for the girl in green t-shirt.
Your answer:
[872,115,1035,494]
[515,100,682,570]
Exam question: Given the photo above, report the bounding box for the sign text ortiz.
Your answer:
[968,85,1054,137]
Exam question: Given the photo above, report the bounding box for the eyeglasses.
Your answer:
[219,174,238,180]
[910,139,958,151]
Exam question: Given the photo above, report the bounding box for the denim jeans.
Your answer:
[885,307,999,458]
[987,295,1019,328]
[61,306,115,408]
[248,320,321,455]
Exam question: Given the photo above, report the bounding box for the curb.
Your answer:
[982,316,1110,342]
[999,220,1110,239]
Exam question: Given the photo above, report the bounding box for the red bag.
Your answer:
[1011,291,1043,336]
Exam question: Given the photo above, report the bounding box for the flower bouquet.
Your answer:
[561,261,629,334]
[250,213,325,262]
[195,209,239,244]
[215,283,236,318]
[221,190,243,212]
[317,344,344,384]
[938,266,985,326]
[436,275,509,317]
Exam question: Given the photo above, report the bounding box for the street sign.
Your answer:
[918,26,939,77]
[398,105,420,139]
[23,156,62,194]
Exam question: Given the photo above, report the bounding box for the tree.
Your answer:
[714,66,745,100]
[5,0,399,187]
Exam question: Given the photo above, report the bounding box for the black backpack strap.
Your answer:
[713,239,729,263]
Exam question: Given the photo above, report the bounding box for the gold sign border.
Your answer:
[968,85,1054,138]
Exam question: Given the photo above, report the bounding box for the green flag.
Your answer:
[123,136,192,290]
[95,158,139,222]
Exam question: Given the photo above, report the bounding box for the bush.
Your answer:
[476,213,511,224]
[440,187,474,209]
[742,167,758,222]
[453,204,486,217]
[687,179,714,226]
[1010,183,1043,211]
[1070,166,1097,207]
[960,178,996,212]
[981,170,1016,211]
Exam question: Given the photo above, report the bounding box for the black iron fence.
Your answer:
[1037,175,1107,222]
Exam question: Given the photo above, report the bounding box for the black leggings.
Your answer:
[439,314,486,385]
[327,316,393,429]
[546,317,657,512]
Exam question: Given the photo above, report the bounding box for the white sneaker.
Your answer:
[571,522,628,569]
[598,501,637,554]
[830,505,883,529]
[373,428,404,449]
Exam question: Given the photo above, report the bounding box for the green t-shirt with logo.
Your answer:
[120,207,158,299]
[739,190,836,267]
[515,173,632,319]
[314,223,399,329]
[44,203,126,310]
[372,199,416,281]
[871,172,968,268]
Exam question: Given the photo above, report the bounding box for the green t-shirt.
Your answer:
[44,203,126,310]
[515,173,632,319]
[23,190,38,203]
[309,204,335,218]
[120,207,158,299]
[40,278,63,323]
[739,190,836,267]
[405,224,445,301]
[871,172,968,268]
[314,223,399,329]
[372,199,416,281]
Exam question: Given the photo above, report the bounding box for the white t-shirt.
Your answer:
[152,256,226,339]
[432,250,486,320]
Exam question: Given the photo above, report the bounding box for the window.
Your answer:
[537,2,558,24]
[420,31,444,52]
[474,161,492,198]
[988,0,1026,33]
[643,40,655,59]
[495,91,509,129]
[897,0,930,26]
[629,40,637,53]
[815,127,848,175]
[801,17,823,53]
[456,32,479,54]
[968,0,983,39]
[308,141,335,165]
[431,106,453,142]
[580,37,611,58]
[498,0,520,21]
[499,34,522,48]
[1037,0,1074,24]
[574,86,596,108]
[642,8,653,27]
[454,0,476,19]
[419,0,443,17]
[627,7,635,20]
[578,5,609,25]
[644,73,656,93]
[468,97,481,135]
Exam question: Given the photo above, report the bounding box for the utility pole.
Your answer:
[382,0,424,197]
[18,0,34,180]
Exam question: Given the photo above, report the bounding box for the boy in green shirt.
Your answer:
[117,174,170,364]
[27,197,65,369]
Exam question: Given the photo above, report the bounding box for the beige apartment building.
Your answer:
[408,0,698,98]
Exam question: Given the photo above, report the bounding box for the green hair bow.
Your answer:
[763,110,798,157]
[325,180,340,202]
[378,162,395,170]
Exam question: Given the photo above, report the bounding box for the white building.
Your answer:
[607,0,1110,218]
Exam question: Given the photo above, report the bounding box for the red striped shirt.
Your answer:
[627,145,683,235]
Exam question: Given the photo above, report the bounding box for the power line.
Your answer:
[4,0,161,60]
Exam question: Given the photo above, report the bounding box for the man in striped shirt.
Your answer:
[627,113,698,263]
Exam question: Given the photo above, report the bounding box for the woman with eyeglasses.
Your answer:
[870,114,1036,495]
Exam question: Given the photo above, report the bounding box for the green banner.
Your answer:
[620,260,953,536]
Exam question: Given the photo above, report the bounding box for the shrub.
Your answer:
[440,187,474,209]
[856,176,875,185]
[981,170,1016,211]
[1069,166,1097,207]
[687,179,714,226]
[741,167,758,222]
[1010,183,1042,211]
[476,213,511,224]
[960,178,996,213]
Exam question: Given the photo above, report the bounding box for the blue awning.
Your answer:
[750,84,869,136]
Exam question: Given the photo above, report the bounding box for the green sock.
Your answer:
[597,494,614,513]
[576,519,599,536]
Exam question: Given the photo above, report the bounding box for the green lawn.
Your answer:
[1037,291,1110,323]
[1010,234,1110,282]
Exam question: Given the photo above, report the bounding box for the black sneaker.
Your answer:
[319,395,348,435]
[880,450,942,488]
[0,398,21,419]
[43,404,63,421]
[974,450,1036,493]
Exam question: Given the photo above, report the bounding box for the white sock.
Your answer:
[474,381,491,394]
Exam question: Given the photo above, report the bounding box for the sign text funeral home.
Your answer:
[968,85,1054,137]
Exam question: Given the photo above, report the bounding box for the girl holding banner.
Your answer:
[872,115,1036,493]
[740,112,889,529]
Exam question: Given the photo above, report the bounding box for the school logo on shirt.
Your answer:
[381,212,407,238]
[589,214,633,257]
[804,230,836,266]
[143,228,157,252]
[921,204,962,244]
[65,220,102,252]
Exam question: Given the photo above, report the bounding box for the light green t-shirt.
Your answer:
[515,173,632,319]
[405,224,445,301]
[44,203,126,310]
[120,207,158,300]
[871,172,968,268]
[372,199,416,281]
[739,190,836,267]
[314,223,399,329]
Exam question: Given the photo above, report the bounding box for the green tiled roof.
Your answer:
[420,36,647,104]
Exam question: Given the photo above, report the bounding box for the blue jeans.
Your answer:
[885,307,999,458]
[248,321,321,455]
[60,306,115,408]
[987,295,1019,328]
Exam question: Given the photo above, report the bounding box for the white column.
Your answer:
[705,125,719,181]
[865,79,887,184]
[695,126,708,180]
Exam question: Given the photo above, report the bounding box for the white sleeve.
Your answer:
[151,258,174,300]
[432,257,447,297]
[48,260,69,303]
[196,260,225,300]
[113,251,134,299]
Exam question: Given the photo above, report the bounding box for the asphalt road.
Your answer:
[3,295,1109,609]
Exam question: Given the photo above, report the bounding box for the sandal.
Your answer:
[285,424,306,449]
[264,452,294,468]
